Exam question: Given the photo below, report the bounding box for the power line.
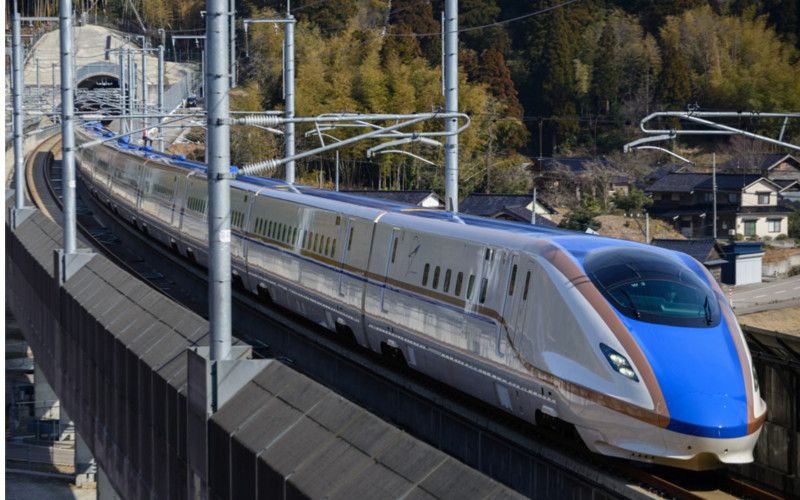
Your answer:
[386,0,580,37]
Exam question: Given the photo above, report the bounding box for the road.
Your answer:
[731,274,800,313]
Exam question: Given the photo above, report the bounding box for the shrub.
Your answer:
[789,265,800,277]
[559,196,602,232]
[776,233,788,240]
[734,233,744,241]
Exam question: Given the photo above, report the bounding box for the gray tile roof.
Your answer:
[646,173,765,192]
[722,153,798,172]
[460,193,556,216]
[651,238,726,266]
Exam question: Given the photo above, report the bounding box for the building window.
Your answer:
[727,193,738,204]
[744,220,757,236]
[670,192,680,201]
[703,192,713,203]
[767,219,782,233]
[757,192,770,205]
[653,193,662,201]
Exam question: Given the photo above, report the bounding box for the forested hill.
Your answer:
[98,0,800,191]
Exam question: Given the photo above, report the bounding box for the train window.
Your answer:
[585,247,720,328]
[433,266,441,289]
[467,275,475,299]
[292,227,298,245]
[331,239,336,258]
[523,271,531,301]
[391,237,399,263]
[485,248,494,261]
[302,231,307,249]
[508,265,517,296]
[347,228,354,251]
[455,272,463,296]
[443,270,452,293]
[325,237,331,256]
[268,220,273,237]
[336,216,341,225]
[314,234,320,253]
[282,225,287,242]
[422,264,430,286]
[479,278,488,304]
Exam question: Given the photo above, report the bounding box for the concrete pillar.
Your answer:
[33,364,59,421]
[97,466,123,500]
[74,432,97,487]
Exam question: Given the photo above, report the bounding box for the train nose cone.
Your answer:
[667,391,748,438]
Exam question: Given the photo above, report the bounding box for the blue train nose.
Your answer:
[666,391,749,438]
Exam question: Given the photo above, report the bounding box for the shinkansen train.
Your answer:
[76,123,765,470]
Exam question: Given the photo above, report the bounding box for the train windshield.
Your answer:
[584,248,720,328]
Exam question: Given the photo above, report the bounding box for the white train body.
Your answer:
[76,125,765,469]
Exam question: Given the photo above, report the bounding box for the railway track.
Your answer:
[21,134,785,500]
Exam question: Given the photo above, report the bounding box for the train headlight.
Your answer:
[600,343,639,382]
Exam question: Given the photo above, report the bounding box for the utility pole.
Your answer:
[141,39,148,142]
[538,120,543,160]
[119,49,127,133]
[36,58,41,97]
[157,45,165,151]
[443,0,458,212]
[11,4,28,219]
[128,50,135,134]
[531,187,537,225]
[645,212,650,243]
[284,11,296,183]
[335,150,340,192]
[51,63,57,122]
[712,152,717,239]
[206,0,232,362]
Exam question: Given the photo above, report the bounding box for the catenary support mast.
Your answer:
[206,0,232,361]
[443,0,459,212]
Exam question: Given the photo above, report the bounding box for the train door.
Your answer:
[381,227,401,312]
[504,254,533,346]
[338,218,352,296]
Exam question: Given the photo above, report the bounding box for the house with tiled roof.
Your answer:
[722,153,800,185]
[645,173,791,239]
[341,190,443,208]
[532,157,632,200]
[459,193,557,226]
[651,238,728,281]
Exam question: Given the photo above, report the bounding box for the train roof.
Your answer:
[79,123,694,271]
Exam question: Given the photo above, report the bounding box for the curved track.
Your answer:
[22,135,785,500]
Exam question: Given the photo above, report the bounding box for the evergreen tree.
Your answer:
[541,8,579,143]
[475,48,523,118]
[591,22,621,114]
[657,39,691,107]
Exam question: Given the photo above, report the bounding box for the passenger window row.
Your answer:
[422,263,486,304]
[252,217,337,259]
[419,253,532,307]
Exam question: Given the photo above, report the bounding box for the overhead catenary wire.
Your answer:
[385,0,580,37]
